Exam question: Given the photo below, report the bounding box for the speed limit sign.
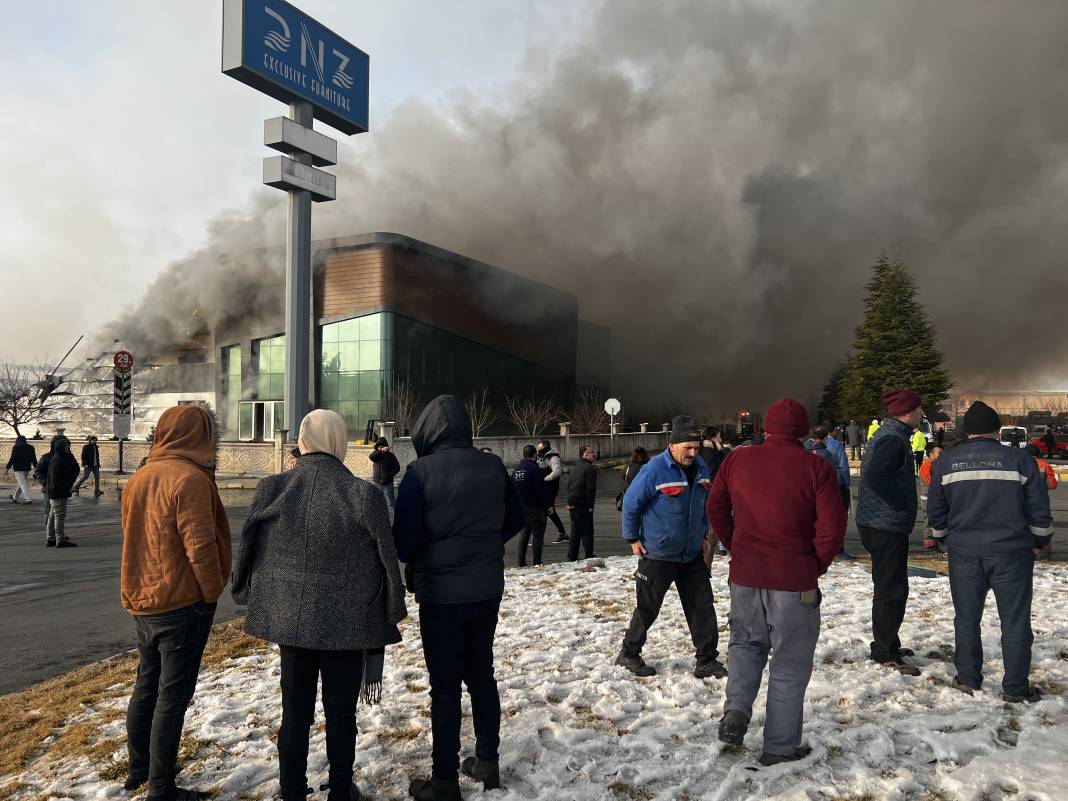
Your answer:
[114,350,134,372]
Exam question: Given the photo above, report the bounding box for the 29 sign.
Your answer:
[114,350,134,372]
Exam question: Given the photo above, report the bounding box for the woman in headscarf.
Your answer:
[232,410,406,801]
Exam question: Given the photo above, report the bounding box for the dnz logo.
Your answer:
[263,5,354,90]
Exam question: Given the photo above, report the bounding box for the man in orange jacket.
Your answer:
[1025,444,1059,490]
[120,405,231,801]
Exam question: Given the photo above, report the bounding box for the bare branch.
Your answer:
[505,393,558,437]
[562,389,610,434]
[383,378,418,436]
[0,359,65,436]
[465,385,499,437]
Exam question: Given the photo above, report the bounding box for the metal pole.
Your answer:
[117,438,125,475]
[284,101,314,434]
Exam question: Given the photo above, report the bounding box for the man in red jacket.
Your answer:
[707,398,846,766]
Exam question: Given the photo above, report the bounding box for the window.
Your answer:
[318,314,388,432]
[221,345,242,438]
[255,335,285,400]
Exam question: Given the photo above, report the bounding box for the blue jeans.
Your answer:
[948,549,1034,695]
[376,482,396,511]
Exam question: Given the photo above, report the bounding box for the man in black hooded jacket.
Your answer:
[45,436,80,547]
[394,395,524,801]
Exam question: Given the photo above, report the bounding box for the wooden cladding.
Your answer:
[316,242,577,374]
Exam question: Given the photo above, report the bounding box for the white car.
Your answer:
[999,426,1028,448]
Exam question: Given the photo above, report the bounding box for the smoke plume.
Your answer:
[103,0,1068,414]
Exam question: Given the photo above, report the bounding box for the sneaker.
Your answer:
[951,677,978,696]
[897,648,915,658]
[461,757,500,791]
[95,490,105,497]
[758,746,812,766]
[718,710,749,746]
[694,659,728,679]
[835,550,858,561]
[1003,686,1042,704]
[45,540,56,547]
[552,535,569,544]
[615,652,657,677]
[56,540,78,548]
[408,777,462,801]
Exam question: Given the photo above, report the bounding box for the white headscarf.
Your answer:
[297,409,349,461]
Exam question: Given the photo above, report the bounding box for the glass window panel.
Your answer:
[358,371,381,400]
[360,340,381,370]
[273,402,285,432]
[381,313,394,341]
[339,342,360,372]
[271,344,286,374]
[358,313,380,340]
[271,374,286,400]
[257,374,270,399]
[359,401,382,425]
[321,342,340,371]
[338,373,359,401]
[321,323,339,343]
[240,405,254,440]
[338,318,360,342]
[320,374,338,402]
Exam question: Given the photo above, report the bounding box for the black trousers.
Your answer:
[277,646,364,800]
[420,598,502,782]
[622,556,719,662]
[126,601,216,798]
[859,525,911,661]
[517,507,547,566]
[567,506,595,561]
[914,452,924,473]
[546,482,565,535]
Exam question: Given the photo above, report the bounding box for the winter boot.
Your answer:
[872,656,919,676]
[122,773,147,792]
[758,746,812,767]
[46,539,56,547]
[718,710,749,746]
[408,776,462,801]
[56,540,78,548]
[325,782,360,801]
[694,659,728,679]
[1003,686,1042,704]
[951,677,978,696]
[615,652,656,677]
[461,757,500,790]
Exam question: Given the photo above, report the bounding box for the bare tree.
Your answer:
[465,385,499,437]
[0,360,66,436]
[564,389,609,434]
[505,393,558,437]
[383,377,418,436]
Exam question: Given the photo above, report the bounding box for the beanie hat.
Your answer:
[765,398,810,438]
[962,401,1001,435]
[881,389,922,417]
[669,415,702,444]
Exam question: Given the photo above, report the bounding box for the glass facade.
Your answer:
[316,311,570,434]
[319,313,390,433]
[255,335,286,400]
[220,345,242,438]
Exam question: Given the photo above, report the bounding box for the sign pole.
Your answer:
[283,100,314,436]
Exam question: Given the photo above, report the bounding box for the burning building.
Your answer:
[66,233,609,441]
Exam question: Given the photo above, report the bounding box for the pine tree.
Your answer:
[839,253,952,422]
[817,361,847,423]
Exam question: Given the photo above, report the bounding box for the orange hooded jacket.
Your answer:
[1037,457,1059,490]
[120,405,232,615]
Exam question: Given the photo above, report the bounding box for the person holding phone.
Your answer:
[707,398,846,767]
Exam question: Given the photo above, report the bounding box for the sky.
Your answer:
[4,1,1068,413]
[0,0,583,364]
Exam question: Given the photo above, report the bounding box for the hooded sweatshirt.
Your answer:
[393,395,524,604]
[46,437,80,499]
[120,405,232,615]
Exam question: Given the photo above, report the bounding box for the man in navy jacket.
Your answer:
[512,445,552,567]
[927,401,1052,703]
[616,415,725,679]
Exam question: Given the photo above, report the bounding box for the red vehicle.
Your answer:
[1030,434,1068,458]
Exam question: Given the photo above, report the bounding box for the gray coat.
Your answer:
[232,452,407,650]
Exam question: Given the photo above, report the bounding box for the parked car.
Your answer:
[999,426,1028,448]
[1030,434,1068,459]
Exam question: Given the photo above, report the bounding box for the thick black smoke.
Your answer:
[104,0,1068,415]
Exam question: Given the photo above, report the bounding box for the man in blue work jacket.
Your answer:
[616,415,725,679]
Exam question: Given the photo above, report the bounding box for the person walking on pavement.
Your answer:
[856,390,923,675]
[709,399,846,766]
[393,395,524,801]
[512,445,552,567]
[846,420,863,461]
[866,418,881,443]
[119,405,232,801]
[44,436,79,547]
[911,428,927,475]
[233,409,407,801]
[5,435,37,504]
[616,415,726,679]
[368,436,401,511]
[537,440,568,544]
[1043,428,1058,458]
[73,434,103,496]
[617,447,650,512]
[566,445,598,561]
[927,401,1053,703]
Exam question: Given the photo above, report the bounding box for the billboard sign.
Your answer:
[222,0,370,135]
[263,155,337,201]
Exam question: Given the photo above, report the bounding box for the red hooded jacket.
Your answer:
[707,435,846,591]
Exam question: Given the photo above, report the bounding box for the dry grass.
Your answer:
[608,781,653,800]
[0,617,268,786]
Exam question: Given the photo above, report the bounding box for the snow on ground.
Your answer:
[7,557,1068,801]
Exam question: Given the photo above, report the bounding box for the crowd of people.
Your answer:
[4,386,1056,800]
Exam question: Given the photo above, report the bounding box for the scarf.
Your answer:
[360,647,385,705]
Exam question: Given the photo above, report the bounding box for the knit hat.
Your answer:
[375,437,389,449]
[881,389,922,417]
[765,398,810,438]
[669,415,702,444]
[962,401,1001,435]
